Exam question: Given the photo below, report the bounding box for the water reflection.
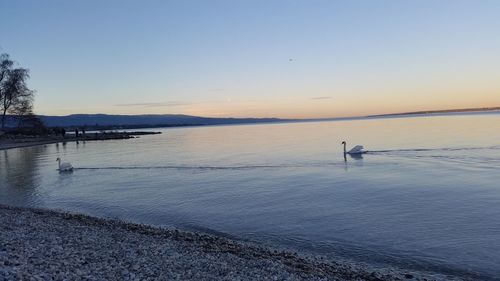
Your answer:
[348,153,364,160]
[343,153,364,171]
[0,146,46,206]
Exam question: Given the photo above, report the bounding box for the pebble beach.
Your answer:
[0,205,465,281]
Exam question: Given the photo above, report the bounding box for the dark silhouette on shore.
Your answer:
[0,53,37,130]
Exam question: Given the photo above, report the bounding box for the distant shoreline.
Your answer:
[367,107,500,118]
[1,109,498,151]
[26,106,500,130]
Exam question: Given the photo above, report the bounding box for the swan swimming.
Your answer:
[56,157,73,172]
[342,141,365,155]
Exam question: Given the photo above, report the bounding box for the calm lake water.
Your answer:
[1,113,500,279]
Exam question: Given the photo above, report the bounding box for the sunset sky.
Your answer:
[1,0,499,118]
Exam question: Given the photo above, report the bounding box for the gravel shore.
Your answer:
[0,205,464,280]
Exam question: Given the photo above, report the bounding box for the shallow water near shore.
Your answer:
[1,112,500,279]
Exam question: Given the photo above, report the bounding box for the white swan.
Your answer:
[342,141,365,155]
[56,157,73,172]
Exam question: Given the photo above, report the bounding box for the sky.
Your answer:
[1,0,499,118]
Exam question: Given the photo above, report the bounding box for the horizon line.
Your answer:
[35,106,500,120]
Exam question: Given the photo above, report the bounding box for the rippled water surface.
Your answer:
[1,113,500,279]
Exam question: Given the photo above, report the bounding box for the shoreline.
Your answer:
[0,137,70,150]
[0,204,464,280]
[0,131,160,151]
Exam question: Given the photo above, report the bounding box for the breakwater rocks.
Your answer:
[0,205,463,280]
[83,131,161,141]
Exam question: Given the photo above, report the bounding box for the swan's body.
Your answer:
[347,145,364,154]
[342,141,365,155]
[56,157,73,172]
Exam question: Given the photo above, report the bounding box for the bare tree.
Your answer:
[0,54,14,111]
[12,97,34,127]
[0,54,13,84]
[0,53,35,129]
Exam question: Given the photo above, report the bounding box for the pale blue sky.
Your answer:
[1,0,499,118]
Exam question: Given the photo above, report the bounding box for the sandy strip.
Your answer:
[0,132,159,150]
[0,138,69,150]
[0,205,464,281]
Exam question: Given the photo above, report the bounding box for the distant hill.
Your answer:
[4,106,498,130]
[369,107,500,118]
[37,114,291,128]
